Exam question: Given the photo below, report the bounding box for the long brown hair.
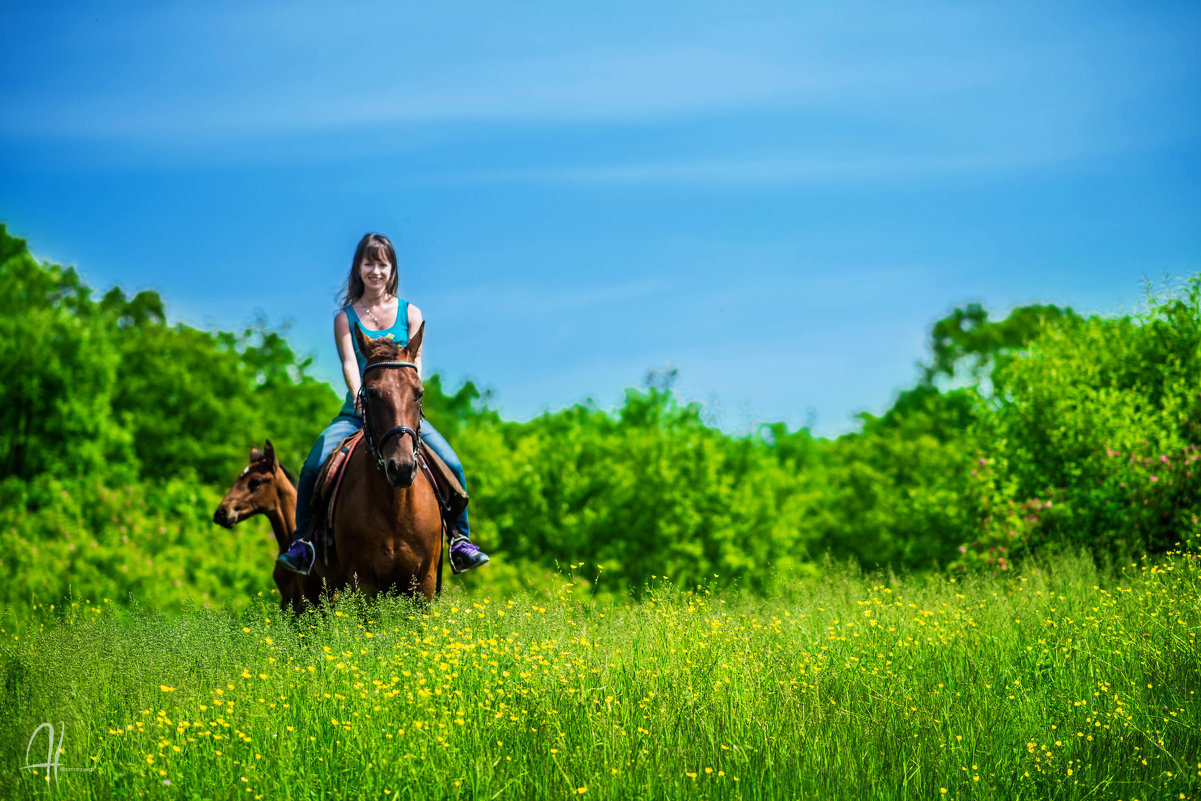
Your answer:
[340,233,399,306]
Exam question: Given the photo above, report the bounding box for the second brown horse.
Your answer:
[213,440,322,612]
[313,323,444,599]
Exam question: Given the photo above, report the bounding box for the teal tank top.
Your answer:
[339,300,410,416]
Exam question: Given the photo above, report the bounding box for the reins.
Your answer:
[357,360,421,470]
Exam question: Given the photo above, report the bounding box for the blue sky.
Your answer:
[3,1,1199,436]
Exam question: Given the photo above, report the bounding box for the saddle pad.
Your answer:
[418,441,470,519]
[312,430,364,535]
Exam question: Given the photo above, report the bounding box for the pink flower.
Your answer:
[1150,475,1159,482]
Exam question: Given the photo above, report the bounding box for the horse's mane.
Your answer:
[280,464,298,488]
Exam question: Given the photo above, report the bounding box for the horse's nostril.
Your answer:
[385,458,416,488]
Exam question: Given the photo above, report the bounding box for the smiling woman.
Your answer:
[275,233,491,581]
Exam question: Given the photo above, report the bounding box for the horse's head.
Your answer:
[214,440,282,528]
[355,322,425,488]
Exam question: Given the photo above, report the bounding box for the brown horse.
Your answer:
[314,323,444,599]
[213,440,321,612]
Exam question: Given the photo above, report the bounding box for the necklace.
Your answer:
[357,297,390,328]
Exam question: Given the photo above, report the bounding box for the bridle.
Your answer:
[357,360,422,470]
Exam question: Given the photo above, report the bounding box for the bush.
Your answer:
[961,278,1201,565]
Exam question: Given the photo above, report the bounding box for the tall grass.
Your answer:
[2,550,1198,800]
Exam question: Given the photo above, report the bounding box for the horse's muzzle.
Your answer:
[384,456,419,488]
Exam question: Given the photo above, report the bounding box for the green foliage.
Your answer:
[0,227,129,480]
[0,225,339,485]
[801,386,980,568]
[421,373,498,442]
[961,278,1201,566]
[0,227,337,616]
[0,473,277,621]
[4,222,1201,609]
[922,301,1080,391]
[459,388,816,595]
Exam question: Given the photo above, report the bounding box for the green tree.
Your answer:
[0,225,130,480]
[922,302,1081,391]
[963,279,1201,564]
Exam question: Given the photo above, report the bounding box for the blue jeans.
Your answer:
[294,414,470,538]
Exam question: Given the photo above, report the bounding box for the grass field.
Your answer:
[2,550,1199,800]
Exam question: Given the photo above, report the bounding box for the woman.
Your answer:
[277,233,490,576]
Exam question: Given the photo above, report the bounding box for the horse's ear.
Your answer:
[264,440,276,466]
[406,322,425,359]
[249,446,265,463]
[353,322,371,357]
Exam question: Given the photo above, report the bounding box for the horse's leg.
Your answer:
[301,575,322,611]
[286,594,305,614]
[349,572,382,597]
[417,483,445,599]
[415,572,437,599]
[274,564,296,612]
[387,479,444,600]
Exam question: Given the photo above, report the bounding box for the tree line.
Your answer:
[2,223,1198,612]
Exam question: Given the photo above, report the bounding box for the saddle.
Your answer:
[307,430,469,560]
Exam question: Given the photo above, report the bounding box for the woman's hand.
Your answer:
[354,391,365,417]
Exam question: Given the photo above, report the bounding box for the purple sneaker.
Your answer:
[276,538,315,575]
[449,535,490,574]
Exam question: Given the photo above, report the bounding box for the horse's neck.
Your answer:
[265,474,298,554]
